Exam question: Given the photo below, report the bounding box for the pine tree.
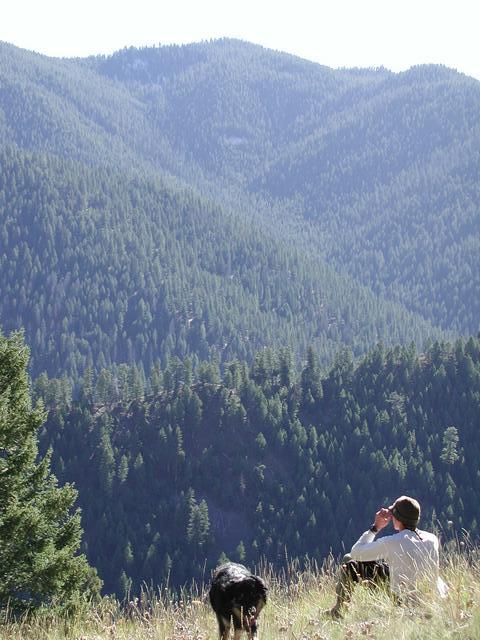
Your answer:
[441,426,460,465]
[187,498,210,548]
[301,346,323,405]
[0,331,100,612]
[235,540,246,562]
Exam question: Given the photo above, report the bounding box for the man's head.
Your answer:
[388,496,421,530]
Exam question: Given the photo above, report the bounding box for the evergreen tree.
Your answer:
[440,426,460,465]
[38,337,480,595]
[0,331,100,612]
[301,346,323,405]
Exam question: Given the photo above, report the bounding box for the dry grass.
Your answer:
[0,548,479,640]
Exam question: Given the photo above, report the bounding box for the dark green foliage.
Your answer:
[41,338,480,596]
[0,331,100,613]
[0,146,440,381]
[85,43,480,336]
[1,40,478,385]
[1,38,479,601]
[440,426,460,465]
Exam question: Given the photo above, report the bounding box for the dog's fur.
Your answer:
[209,562,267,639]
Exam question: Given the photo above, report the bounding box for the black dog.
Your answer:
[209,562,267,639]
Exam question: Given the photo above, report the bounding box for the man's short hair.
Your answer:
[388,496,420,529]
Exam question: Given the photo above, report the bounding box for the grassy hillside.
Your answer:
[0,549,478,639]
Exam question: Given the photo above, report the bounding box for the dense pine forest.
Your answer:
[1,38,479,606]
[39,337,480,596]
[0,146,441,379]
[1,40,479,381]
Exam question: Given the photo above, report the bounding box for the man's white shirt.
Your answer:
[350,528,447,597]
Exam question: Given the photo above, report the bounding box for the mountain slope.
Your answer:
[87,41,480,335]
[0,146,440,378]
[1,39,478,378]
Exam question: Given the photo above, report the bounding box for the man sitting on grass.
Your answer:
[326,495,447,618]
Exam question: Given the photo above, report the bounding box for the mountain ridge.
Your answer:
[0,38,478,379]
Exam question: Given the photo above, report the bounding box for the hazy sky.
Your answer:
[1,0,479,80]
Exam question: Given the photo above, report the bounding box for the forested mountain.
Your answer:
[0,39,478,384]
[0,146,438,379]
[40,337,480,595]
[255,65,480,333]
[0,41,180,178]
[88,42,480,335]
[1,38,479,603]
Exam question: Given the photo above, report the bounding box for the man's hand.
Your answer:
[374,508,392,531]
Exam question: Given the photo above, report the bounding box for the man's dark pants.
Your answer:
[332,554,390,612]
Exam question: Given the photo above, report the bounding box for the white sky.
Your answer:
[1,0,479,80]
